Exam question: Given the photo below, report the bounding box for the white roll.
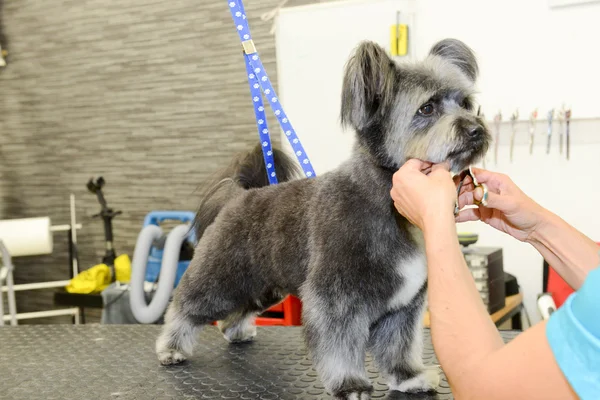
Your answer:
[0,217,53,257]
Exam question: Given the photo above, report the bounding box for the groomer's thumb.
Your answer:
[403,159,427,171]
[474,186,484,202]
[429,163,451,180]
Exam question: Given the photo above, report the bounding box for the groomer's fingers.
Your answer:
[420,161,433,172]
[473,186,513,211]
[458,189,475,208]
[468,167,495,182]
[460,186,513,212]
[469,167,510,193]
[453,173,472,187]
[431,162,451,172]
[403,159,428,171]
[455,207,481,223]
[456,177,475,196]
[429,163,452,181]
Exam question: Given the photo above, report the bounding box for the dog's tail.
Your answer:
[192,143,302,240]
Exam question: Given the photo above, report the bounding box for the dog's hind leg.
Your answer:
[155,302,204,365]
[217,310,258,343]
[217,290,286,343]
[155,262,245,365]
[368,290,439,393]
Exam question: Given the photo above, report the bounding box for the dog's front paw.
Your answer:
[157,349,187,365]
[390,368,439,393]
[332,377,373,400]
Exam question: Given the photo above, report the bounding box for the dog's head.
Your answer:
[341,39,490,173]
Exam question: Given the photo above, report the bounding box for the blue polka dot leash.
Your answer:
[227,0,316,184]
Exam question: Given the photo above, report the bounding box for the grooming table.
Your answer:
[0,326,519,399]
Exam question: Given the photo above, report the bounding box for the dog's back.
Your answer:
[192,144,302,240]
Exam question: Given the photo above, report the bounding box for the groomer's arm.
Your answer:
[529,212,598,289]
[391,161,578,400]
[422,212,504,386]
[423,211,577,400]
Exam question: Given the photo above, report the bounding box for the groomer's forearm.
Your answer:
[423,213,503,389]
[528,210,599,289]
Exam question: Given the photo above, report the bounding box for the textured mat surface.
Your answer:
[0,325,519,399]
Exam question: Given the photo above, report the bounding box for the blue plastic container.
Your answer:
[142,211,196,288]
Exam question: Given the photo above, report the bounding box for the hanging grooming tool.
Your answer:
[546,109,554,154]
[557,106,565,155]
[493,111,502,165]
[0,45,6,68]
[0,0,6,69]
[510,110,519,162]
[565,108,572,160]
[529,109,538,154]
[454,166,488,217]
[390,11,408,57]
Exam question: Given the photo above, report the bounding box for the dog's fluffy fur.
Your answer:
[156,39,490,399]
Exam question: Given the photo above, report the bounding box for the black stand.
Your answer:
[87,177,121,282]
[54,177,122,323]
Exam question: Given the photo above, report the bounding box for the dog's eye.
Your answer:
[461,98,472,110]
[418,103,434,116]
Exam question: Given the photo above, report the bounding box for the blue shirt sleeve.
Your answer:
[546,264,600,400]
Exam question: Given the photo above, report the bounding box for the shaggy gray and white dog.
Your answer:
[156,39,490,399]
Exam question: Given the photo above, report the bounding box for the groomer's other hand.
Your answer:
[391,160,455,231]
[455,168,546,242]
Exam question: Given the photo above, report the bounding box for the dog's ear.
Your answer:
[341,41,397,131]
[429,39,478,81]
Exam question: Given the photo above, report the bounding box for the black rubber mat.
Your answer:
[0,325,519,399]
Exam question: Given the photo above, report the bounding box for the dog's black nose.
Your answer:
[468,126,484,137]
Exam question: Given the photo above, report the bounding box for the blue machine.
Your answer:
[130,211,197,324]
[142,211,196,288]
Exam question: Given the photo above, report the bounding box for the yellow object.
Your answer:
[65,254,131,294]
[390,24,408,56]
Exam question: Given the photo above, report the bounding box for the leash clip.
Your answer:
[242,40,257,55]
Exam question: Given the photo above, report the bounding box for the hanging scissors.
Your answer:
[529,109,538,154]
[557,106,565,155]
[546,109,554,154]
[510,110,519,162]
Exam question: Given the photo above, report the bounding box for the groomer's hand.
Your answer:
[391,160,456,231]
[455,168,546,242]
